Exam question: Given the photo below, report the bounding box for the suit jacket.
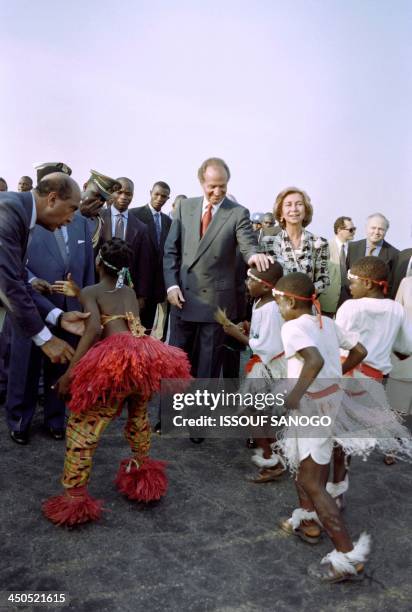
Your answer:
[163,196,258,322]
[391,248,412,298]
[0,191,57,337]
[347,238,399,295]
[130,204,172,302]
[319,239,349,313]
[99,208,152,299]
[26,214,95,312]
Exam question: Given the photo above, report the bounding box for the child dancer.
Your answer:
[273,272,372,582]
[217,262,287,483]
[43,239,191,527]
[329,256,412,498]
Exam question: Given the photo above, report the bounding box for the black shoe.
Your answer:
[46,427,66,441]
[154,422,162,435]
[190,438,205,444]
[10,430,29,445]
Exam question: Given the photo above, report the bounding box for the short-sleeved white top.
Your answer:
[281,315,358,387]
[248,300,284,365]
[336,298,412,374]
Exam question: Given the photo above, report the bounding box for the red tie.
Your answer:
[200,202,213,238]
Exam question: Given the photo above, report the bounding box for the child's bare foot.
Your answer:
[250,465,285,483]
[383,454,396,465]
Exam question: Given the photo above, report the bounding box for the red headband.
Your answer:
[347,270,388,295]
[273,288,323,328]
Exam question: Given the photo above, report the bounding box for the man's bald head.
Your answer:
[34,173,81,231]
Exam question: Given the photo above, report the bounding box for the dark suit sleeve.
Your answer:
[235,207,258,264]
[163,206,182,289]
[0,203,46,337]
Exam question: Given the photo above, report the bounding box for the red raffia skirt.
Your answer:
[68,332,191,414]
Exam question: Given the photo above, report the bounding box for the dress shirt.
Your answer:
[365,240,383,256]
[29,193,62,346]
[111,208,129,239]
[335,237,348,256]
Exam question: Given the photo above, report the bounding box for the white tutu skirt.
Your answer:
[387,353,412,415]
[276,378,412,474]
[240,357,287,394]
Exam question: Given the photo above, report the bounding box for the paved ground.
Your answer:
[1,403,411,612]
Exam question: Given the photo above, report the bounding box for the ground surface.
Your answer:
[1,402,411,612]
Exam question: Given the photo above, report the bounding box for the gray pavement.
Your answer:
[0,407,411,612]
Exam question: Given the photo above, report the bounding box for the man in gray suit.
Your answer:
[164,157,269,382]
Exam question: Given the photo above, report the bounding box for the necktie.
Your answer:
[200,203,213,238]
[339,244,347,280]
[154,212,161,246]
[367,245,376,256]
[55,228,69,264]
[115,214,125,239]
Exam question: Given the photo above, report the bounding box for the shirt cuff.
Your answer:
[28,276,38,284]
[167,285,180,293]
[45,308,63,327]
[32,326,53,346]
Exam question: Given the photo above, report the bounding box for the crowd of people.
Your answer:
[0,158,412,584]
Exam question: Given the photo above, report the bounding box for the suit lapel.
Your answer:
[125,212,137,243]
[191,198,234,265]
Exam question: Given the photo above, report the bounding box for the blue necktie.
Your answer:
[154,212,161,246]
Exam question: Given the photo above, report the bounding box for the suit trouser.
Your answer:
[169,314,225,378]
[6,321,71,432]
[62,396,150,489]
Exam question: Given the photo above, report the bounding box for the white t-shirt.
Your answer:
[281,315,358,388]
[249,300,284,365]
[336,298,412,374]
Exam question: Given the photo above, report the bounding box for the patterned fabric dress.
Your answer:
[259,229,330,295]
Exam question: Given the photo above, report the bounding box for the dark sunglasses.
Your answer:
[345,227,356,232]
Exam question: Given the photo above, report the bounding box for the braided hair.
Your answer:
[99,238,133,279]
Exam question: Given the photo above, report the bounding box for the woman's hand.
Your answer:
[52,273,81,297]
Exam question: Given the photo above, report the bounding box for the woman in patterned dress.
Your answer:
[260,187,330,295]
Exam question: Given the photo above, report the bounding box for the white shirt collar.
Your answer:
[335,236,346,250]
[202,197,224,214]
[112,207,128,219]
[30,193,37,229]
[148,203,161,216]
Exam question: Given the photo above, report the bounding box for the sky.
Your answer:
[1,0,411,247]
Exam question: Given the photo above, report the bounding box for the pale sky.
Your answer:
[1,0,411,247]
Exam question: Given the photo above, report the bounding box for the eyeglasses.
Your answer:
[344,227,356,232]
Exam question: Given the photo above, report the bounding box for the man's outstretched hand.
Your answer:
[41,336,75,364]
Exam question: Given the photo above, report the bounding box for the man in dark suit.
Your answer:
[99,177,152,310]
[5,213,95,443]
[130,181,172,332]
[392,248,412,298]
[164,157,269,381]
[0,173,90,443]
[347,213,399,295]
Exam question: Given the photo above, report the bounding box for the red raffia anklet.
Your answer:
[42,486,104,526]
[115,457,168,502]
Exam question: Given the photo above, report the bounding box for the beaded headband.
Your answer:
[347,270,388,295]
[98,251,134,290]
[272,287,323,328]
[247,269,275,289]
